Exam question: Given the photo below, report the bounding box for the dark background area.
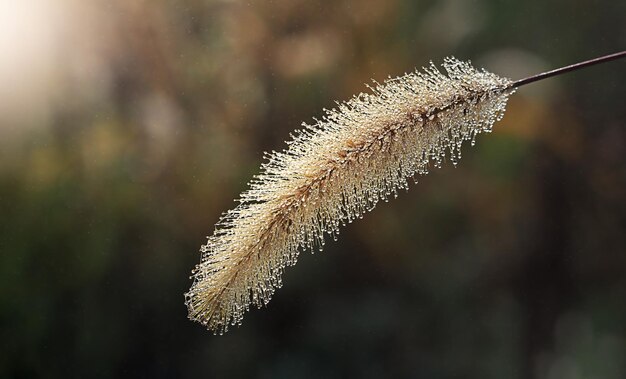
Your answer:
[1,0,625,378]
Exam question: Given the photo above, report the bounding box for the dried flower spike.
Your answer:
[186,52,626,334]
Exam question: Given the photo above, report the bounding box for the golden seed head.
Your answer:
[185,57,514,334]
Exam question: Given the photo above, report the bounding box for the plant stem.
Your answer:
[511,50,626,88]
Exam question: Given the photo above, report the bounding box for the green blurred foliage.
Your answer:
[1,0,624,378]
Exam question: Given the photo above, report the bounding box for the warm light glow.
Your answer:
[0,1,114,136]
[0,1,62,129]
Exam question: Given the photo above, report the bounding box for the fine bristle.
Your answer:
[185,57,515,334]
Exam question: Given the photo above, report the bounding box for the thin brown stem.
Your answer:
[511,50,626,88]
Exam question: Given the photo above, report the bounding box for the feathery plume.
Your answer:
[186,57,513,333]
[186,51,626,334]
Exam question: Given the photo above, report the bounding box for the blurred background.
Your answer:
[1,0,625,378]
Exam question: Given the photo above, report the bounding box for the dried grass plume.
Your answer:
[185,57,516,333]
